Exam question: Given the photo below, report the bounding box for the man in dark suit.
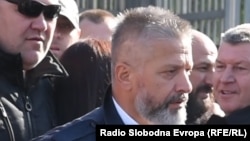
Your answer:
[32,5,194,141]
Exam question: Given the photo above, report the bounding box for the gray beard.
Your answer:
[135,90,187,125]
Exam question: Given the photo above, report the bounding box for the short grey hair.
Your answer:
[221,23,250,45]
[111,6,192,68]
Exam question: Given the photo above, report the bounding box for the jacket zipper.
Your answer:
[24,96,33,139]
[0,101,15,141]
[23,73,33,139]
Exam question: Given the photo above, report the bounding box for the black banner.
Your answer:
[96,125,250,140]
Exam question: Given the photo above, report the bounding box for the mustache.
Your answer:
[196,84,213,94]
[150,93,187,114]
[169,94,187,103]
[162,94,187,109]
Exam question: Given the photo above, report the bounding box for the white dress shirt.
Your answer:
[112,97,138,125]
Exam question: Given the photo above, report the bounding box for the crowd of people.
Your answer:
[0,0,249,141]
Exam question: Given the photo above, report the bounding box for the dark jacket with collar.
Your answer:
[32,85,124,141]
[207,106,250,124]
[0,49,68,141]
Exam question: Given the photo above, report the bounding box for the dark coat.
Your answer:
[32,86,124,141]
[0,50,68,141]
[207,106,250,124]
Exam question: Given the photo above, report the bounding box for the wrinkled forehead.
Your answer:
[140,37,193,58]
[219,42,250,53]
[172,36,192,55]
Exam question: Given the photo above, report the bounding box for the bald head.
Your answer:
[190,29,218,100]
[192,30,217,60]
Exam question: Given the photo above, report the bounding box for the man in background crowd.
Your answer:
[79,8,117,41]
[207,23,250,124]
[186,29,225,124]
[50,0,81,59]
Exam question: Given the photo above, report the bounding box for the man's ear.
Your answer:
[115,62,133,90]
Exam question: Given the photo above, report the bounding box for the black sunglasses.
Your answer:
[6,0,61,20]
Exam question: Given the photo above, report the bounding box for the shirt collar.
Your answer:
[112,97,138,125]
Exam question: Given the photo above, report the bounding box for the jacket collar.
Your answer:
[102,85,124,124]
[0,48,68,86]
[208,105,250,124]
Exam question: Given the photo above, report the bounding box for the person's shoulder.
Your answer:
[52,117,97,141]
[32,107,104,141]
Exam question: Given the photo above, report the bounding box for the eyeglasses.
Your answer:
[6,0,61,20]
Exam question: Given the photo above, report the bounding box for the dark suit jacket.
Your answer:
[207,106,250,124]
[32,85,124,141]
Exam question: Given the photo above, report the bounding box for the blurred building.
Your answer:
[75,0,250,46]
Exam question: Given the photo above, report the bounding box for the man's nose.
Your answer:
[220,67,235,83]
[175,71,193,94]
[31,14,48,32]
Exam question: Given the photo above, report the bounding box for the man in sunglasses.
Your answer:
[0,0,68,141]
[50,0,81,59]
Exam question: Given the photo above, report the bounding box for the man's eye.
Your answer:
[167,69,176,74]
[215,65,225,71]
[197,66,208,71]
[215,64,223,68]
[56,23,74,33]
[235,66,246,70]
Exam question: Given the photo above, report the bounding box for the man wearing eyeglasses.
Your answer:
[50,0,81,59]
[0,0,68,141]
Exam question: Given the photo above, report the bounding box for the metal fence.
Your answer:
[75,0,250,45]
